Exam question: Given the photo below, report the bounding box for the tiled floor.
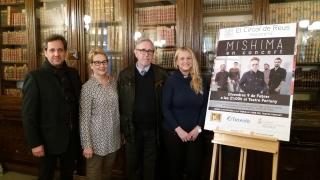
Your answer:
[0,172,37,180]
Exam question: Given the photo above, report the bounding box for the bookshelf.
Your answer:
[201,0,253,72]
[267,0,320,113]
[0,0,26,97]
[84,0,124,77]
[265,1,320,180]
[35,0,68,67]
[0,1,318,179]
[134,0,176,70]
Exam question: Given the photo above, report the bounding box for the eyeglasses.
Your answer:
[92,60,108,66]
[136,49,155,55]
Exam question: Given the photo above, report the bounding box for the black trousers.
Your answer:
[125,129,157,180]
[38,137,77,180]
[163,129,203,180]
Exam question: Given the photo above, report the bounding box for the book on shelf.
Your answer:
[293,101,319,112]
[3,64,28,80]
[138,26,176,47]
[0,8,25,26]
[203,0,252,13]
[4,88,21,97]
[154,48,176,69]
[88,0,121,23]
[202,21,252,52]
[1,9,7,26]
[2,31,27,45]
[12,11,25,26]
[297,36,320,64]
[268,1,320,24]
[89,25,122,52]
[1,48,27,62]
[155,49,175,69]
[200,51,215,70]
[0,0,24,4]
[108,54,123,76]
[40,28,66,47]
[7,6,19,26]
[156,26,175,46]
[295,68,320,89]
[136,4,175,25]
[135,0,163,3]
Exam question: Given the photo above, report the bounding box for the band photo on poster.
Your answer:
[205,23,297,141]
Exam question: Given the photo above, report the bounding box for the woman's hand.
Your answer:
[189,126,201,141]
[175,126,190,142]
[83,148,93,159]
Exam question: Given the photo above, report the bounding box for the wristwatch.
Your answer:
[197,126,202,133]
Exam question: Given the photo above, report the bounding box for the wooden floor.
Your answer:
[0,172,119,180]
[0,171,37,180]
[0,171,129,180]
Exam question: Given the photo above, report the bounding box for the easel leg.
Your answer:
[210,143,219,180]
[272,151,279,180]
[210,132,279,180]
[238,148,247,180]
[241,149,247,180]
[218,146,222,180]
[238,148,244,180]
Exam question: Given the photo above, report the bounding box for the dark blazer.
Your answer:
[117,64,167,143]
[22,60,81,154]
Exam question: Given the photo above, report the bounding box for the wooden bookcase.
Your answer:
[0,0,319,179]
[84,0,125,77]
[201,0,253,74]
[0,0,27,97]
[134,0,177,69]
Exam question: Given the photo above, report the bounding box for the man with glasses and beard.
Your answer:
[269,57,287,94]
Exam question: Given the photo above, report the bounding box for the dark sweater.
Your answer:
[162,70,208,132]
[133,67,156,129]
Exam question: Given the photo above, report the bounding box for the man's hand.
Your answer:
[32,145,45,157]
[83,148,93,159]
[175,126,190,142]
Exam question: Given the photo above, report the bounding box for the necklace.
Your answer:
[94,74,110,86]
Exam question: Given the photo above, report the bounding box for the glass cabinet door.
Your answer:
[0,0,27,96]
[201,0,253,73]
[84,0,124,77]
[268,0,320,112]
[134,0,176,69]
[268,0,320,64]
[35,0,68,66]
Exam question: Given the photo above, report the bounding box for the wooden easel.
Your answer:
[209,130,279,180]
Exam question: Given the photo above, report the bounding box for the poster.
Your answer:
[204,23,297,141]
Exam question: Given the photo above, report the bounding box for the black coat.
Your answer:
[22,60,81,154]
[117,64,167,143]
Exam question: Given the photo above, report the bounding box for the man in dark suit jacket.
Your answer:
[118,38,167,180]
[22,34,81,180]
